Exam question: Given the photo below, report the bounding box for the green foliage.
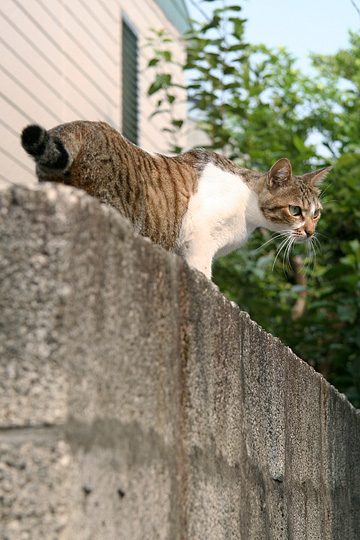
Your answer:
[147,4,360,407]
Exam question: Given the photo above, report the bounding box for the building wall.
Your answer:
[0,0,187,186]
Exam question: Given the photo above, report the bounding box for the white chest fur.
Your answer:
[179,163,267,278]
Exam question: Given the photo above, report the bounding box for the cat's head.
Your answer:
[258,158,331,242]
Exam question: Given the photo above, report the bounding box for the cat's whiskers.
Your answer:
[316,232,330,240]
[310,240,317,273]
[303,233,321,274]
[312,234,321,253]
[310,235,323,271]
[283,236,295,273]
[255,230,292,253]
[319,183,333,198]
[272,235,292,271]
[305,239,312,273]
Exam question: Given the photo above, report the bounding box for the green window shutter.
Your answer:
[122,20,139,144]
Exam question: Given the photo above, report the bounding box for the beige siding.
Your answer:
[0,0,187,185]
[120,0,187,152]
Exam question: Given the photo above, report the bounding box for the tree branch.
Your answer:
[323,141,337,158]
[188,0,212,23]
[350,0,360,17]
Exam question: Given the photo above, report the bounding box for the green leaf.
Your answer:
[171,119,184,129]
[337,303,358,323]
[160,50,172,61]
[148,73,172,95]
[148,58,159,67]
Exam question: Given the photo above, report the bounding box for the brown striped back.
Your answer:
[40,121,199,249]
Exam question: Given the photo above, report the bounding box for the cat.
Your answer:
[21,121,331,279]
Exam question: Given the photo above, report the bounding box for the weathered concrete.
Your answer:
[0,178,359,540]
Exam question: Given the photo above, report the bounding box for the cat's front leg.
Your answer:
[186,254,213,279]
[180,239,215,279]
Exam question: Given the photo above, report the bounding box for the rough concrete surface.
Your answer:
[0,178,359,540]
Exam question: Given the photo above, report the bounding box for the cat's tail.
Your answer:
[21,125,70,172]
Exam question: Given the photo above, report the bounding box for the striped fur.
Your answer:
[22,121,198,250]
[21,121,331,278]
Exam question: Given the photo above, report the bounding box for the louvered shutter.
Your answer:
[122,20,139,144]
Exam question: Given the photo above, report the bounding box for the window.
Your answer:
[122,19,139,144]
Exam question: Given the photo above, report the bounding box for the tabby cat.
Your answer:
[21,121,331,279]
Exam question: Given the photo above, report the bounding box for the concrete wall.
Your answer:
[0,178,359,540]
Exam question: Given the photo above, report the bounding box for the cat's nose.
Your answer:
[305,230,313,238]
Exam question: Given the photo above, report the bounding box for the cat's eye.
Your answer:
[313,208,320,218]
[289,205,302,217]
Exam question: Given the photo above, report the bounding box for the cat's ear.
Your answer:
[302,166,332,187]
[268,158,292,188]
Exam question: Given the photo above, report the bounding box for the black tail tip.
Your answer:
[21,124,47,156]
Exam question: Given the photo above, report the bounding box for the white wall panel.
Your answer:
[0,0,187,185]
